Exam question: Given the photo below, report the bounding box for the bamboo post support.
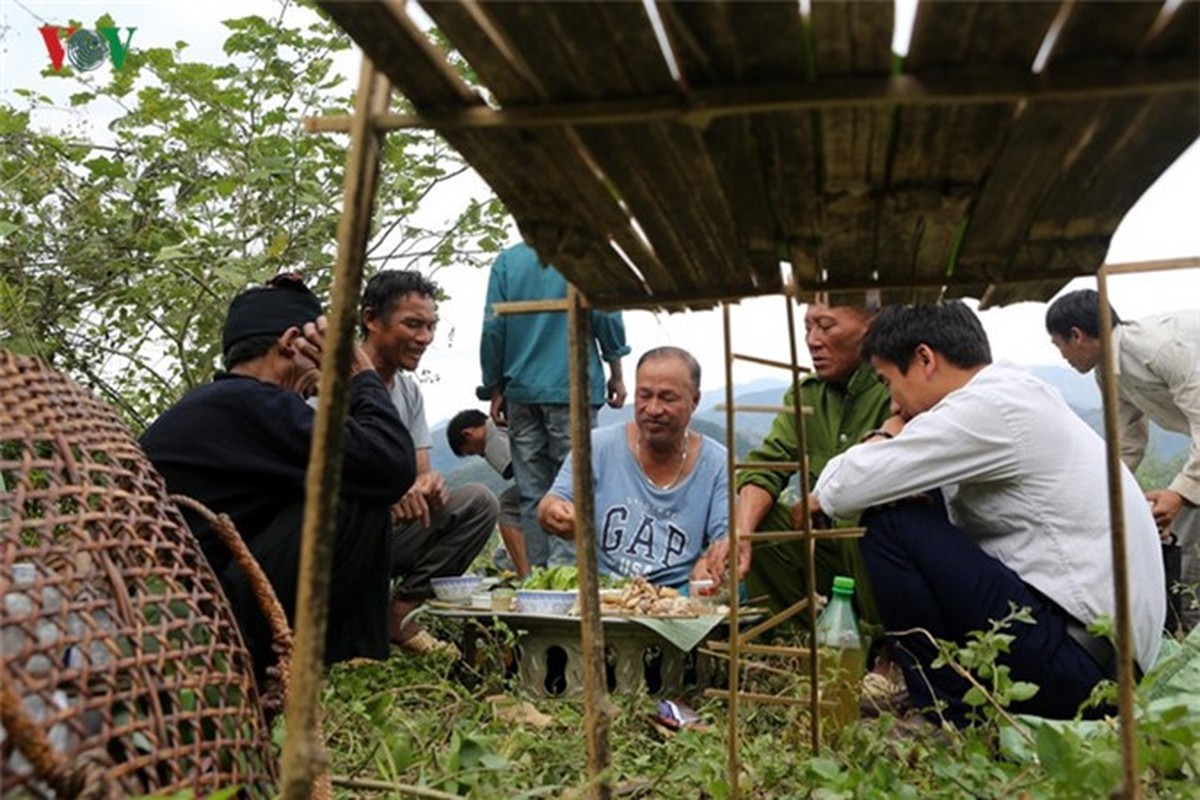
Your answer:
[738,599,813,643]
[713,404,814,415]
[731,352,813,373]
[568,285,611,799]
[733,460,803,471]
[1096,267,1142,800]
[722,303,742,800]
[491,298,575,315]
[707,641,817,660]
[742,528,864,543]
[783,294,823,752]
[279,54,390,800]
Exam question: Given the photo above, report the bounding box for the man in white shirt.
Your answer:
[1047,290,1200,632]
[809,302,1165,725]
[361,271,497,655]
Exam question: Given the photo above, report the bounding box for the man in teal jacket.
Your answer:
[479,242,630,568]
[701,302,891,625]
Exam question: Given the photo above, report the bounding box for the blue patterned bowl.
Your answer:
[431,576,484,603]
[516,589,577,615]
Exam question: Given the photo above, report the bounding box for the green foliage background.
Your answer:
[0,2,508,430]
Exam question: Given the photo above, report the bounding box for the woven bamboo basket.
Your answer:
[1,350,278,798]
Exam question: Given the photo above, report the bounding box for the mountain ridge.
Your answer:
[432,365,1188,487]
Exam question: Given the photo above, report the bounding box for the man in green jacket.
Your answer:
[702,301,891,625]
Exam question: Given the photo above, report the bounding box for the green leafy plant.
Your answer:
[930,603,1041,727]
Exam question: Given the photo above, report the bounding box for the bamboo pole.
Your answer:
[1101,256,1200,275]
[567,285,611,800]
[716,404,814,416]
[743,528,864,544]
[733,460,804,471]
[492,298,574,315]
[779,292,823,751]
[731,352,813,373]
[707,642,816,659]
[722,303,742,800]
[738,600,813,643]
[279,56,390,800]
[301,57,1196,132]
[1096,267,1143,800]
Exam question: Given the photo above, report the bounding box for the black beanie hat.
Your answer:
[221,275,323,356]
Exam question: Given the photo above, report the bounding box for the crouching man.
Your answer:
[142,274,415,683]
[808,302,1165,725]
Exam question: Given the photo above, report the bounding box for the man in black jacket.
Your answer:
[142,274,416,681]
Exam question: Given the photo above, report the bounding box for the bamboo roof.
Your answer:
[316,0,1199,309]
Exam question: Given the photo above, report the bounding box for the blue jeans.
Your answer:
[507,402,596,568]
[861,496,1108,726]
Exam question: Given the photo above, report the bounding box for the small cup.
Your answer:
[470,591,492,609]
[491,588,515,612]
[689,578,720,608]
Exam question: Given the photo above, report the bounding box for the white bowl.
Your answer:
[431,576,484,603]
[516,589,577,615]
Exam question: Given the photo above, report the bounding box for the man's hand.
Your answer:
[789,492,826,530]
[392,487,430,528]
[878,413,906,438]
[606,376,627,409]
[538,496,577,539]
[490,389,507,427]
[1146,488,1186,530]
[700,536,752,585]
[392,471,449,527]
[417,471,449,512]
[288,317,327,395]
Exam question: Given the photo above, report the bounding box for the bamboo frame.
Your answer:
[492,298,574,314]
[732,353,813,373]
[733,460,804,471]
[567,285,612,799]
[1096,267,1140,800]
[302,57,1196,134]
[785,294,824,754]
[721,304,742,798]
[302,9,1198,792]
[718,404,814,415]
[281,56,391,799]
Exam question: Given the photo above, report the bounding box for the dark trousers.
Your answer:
[1163,542,1183,635]
[391,484,497,601]
[222,498,392,687]
[860,497,1108,726]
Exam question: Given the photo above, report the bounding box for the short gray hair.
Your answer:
[636,346,701,391]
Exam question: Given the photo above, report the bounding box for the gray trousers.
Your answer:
[390,483,497,601]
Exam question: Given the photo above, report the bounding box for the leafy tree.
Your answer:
[1136,451,1187,494]
[0,2,508,429]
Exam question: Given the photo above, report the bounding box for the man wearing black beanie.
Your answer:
[142,274,416,683]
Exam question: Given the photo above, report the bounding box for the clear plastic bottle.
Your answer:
[814,575,864,732]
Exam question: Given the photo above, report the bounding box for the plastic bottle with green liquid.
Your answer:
[814,575,864,731]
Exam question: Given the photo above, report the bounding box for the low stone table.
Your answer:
[426,606,742,698]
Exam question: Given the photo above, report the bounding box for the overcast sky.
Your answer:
[3,0,1198,425]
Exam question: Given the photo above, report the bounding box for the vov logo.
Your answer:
[39,25,137,72]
